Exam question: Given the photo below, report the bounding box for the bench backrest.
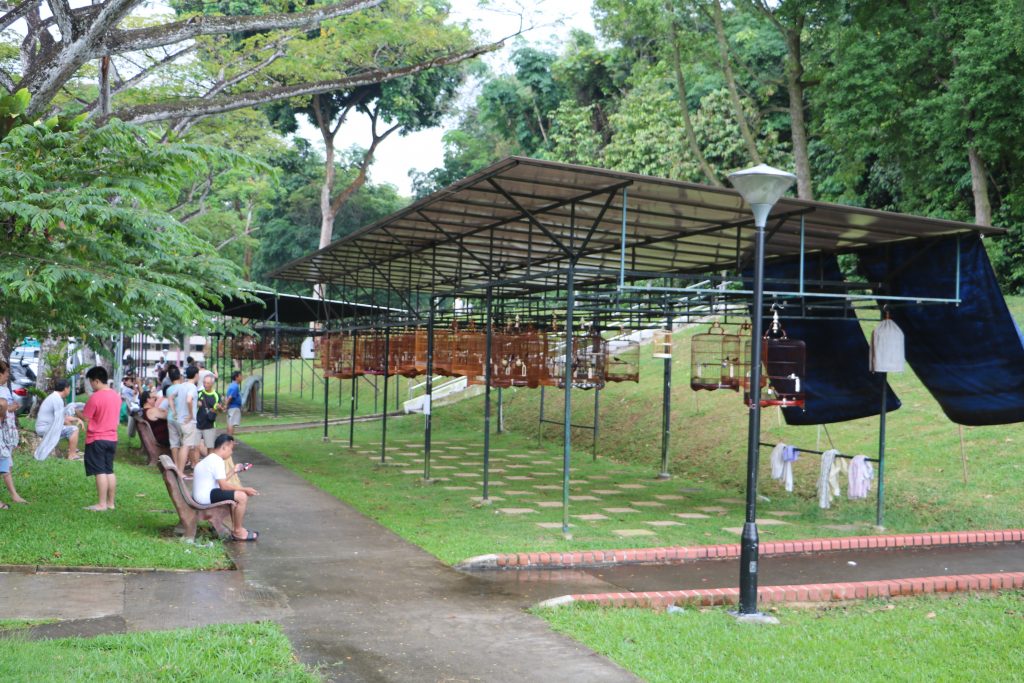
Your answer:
[157,454,207,510]
[135,417,166,462]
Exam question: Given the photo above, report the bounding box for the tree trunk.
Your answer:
[0,318,11,364]
[784,26,813,199]
[967,146,992,226]
[667,12,722,186]
[712,0,762,165]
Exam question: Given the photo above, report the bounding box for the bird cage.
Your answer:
[432,328,454,376]
[314,333,343,377]
[690,322,742,391]
[743,312,806,408]
[230,334,260,358]
[394,330,421,378]
[552,329,606,390]
[411,328,429,376]
[513,328,547,388]
[333,333,360,379]
[489,332,514,388]
[451,325,486,383]
[652,329,673,358]
[274,335,300,360]
[360,331,387,376]
[605,337,640,383]
[541,328,567,387]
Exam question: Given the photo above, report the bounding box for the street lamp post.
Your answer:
[727,164,797,617]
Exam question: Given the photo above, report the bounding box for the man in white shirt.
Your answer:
[34,379,82,460]
[192,434,259,542]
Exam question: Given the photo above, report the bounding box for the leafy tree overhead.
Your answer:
[0,1,501,124]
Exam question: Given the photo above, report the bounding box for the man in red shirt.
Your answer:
[81,367,121,511]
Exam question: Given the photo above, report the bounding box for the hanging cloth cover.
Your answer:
[859,235,1024,426]
[870,319,905,373]
[757,253,900,425]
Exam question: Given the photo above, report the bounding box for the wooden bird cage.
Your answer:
[690,322,741,391]
[274,335,300,360]
[230,334,260,358]
[451,326,485,384]
[393,330,422,378]
[432,328,454,376]
[359,331,387,376]
[605,337,640,383]
[742,313,806,408]
[515,329,548,388]
[314,333,345,378]
[550,329,607,390]
[652,329,673,358]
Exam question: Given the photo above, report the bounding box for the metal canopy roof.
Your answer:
[270,157,1002,296]
[216,289,393,323]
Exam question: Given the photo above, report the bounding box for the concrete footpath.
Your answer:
[217,442,638,682]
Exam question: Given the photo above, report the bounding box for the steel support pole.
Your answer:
[424,297,435,480]
[739,221,767,615]
[538,385,545,446]
[274,294,280,418]
[876,372,888,528]
[658,309,673,479]
[592,388,600,461]
[561,262,576,537]
[497,387,504,434]
[349,331,357,449]
[482,288,494,501]
[381,325,390,464]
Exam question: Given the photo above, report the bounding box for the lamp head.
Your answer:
[727,164,797,228]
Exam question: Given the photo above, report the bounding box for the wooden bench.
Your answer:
[157,454,235,541]
[135,416,170,467]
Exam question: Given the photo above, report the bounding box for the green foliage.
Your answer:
[0,621,316,682]
[0,116,250,342]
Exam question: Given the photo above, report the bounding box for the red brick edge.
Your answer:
[537,571,1024,609]
[457,529,1024,570]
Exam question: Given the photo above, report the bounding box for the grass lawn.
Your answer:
[537,592,1024,683]
[0,621,317,682]
[241,301,1024,564]
[0,424,228,570]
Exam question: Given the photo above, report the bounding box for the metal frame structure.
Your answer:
[269,156,1003,603]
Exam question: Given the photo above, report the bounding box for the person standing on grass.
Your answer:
[167,365,200,473]
[81,366,121,511]
[196,373,221,457]
[192,434,259,542]
[0,361,27,508]
[34,379,82,461]
[225,370,242,437]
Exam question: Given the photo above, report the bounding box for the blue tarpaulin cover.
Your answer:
[859,235,1024,426]
[759,254,900,425]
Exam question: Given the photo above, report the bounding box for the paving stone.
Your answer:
[401,469,421,474]
[573,513,609,521]
[697,506,729,513]
[503,490,534,496]
[612,529,656,537]
[644,520,683,527]
[603,507,640,514]
[437,455,460,460]
[569,495,600,502]
[654,495,686,501]
[536,501,563,508]
[505,475,535,481]
[531,460,556,466]
[431,465,457,470]
[722,527,745,535]
[616,484,647,490]
[530,472,558,477]
[471,496,504,503]
[756,518,791,526]
[674,512,711,519]
[763,511,801,517]
[497,507,536,515]
[533,485,562,491]
[443,486,474,491]
[489,448,508,452]
[506,464,531,469]
[536,522,573,529]
[587,475,611,480]
[717,498,745,504]
[447,446,468,450]
[452,472,478,478]
[481,481,505,487]
[630,501,665,508]
[588,489,619,496]
[507,454,531,459]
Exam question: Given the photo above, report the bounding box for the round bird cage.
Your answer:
[359,331,387,376]
[690,321,741,391]
[605,335,640,383]
[551,328,607,390]
[743,312,806,408]
[451,324,485,384]
[652,329,673,359]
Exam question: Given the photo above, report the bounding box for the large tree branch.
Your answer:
[47,0,73,40]
[102,0,383,54]
[104,41,501,125]
[328,118,398,215]
[0,0,35,34]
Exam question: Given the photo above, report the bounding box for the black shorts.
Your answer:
[210,488,236,504]
[84,440,116,476]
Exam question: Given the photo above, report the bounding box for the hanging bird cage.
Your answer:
[230,334,260,358]
[541,327,567,387]
[514,328,547,388]
[274,335,300,360]
[432,328,454,376]
[690,322,742,391]
[652,329,673,358]
[394,330,421,378]
[489,332,514,388]
[552,329,607,390]
[332,333,360,379]
[360,331,387,376]
[314,333,342,377]
[743,312,806,408]
[411,328,429,376]
[452,324,486,383]
[605,336,640,383]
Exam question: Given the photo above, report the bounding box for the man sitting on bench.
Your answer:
[192,434,260,542]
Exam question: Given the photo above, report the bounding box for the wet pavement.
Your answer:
[463,543,1024,603]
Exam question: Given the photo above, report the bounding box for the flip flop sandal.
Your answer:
[229,530,258,542]
[0,502,9,510]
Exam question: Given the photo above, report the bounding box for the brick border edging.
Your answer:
[457,529,1024,570]
[536,571,1024,609]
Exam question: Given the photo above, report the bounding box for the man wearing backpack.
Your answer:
[196,373,221,457]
